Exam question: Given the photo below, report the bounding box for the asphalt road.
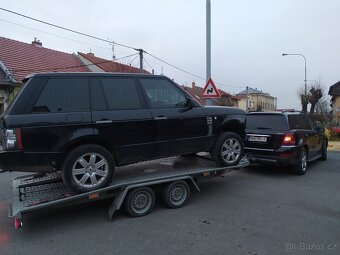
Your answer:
[0,152,339,255]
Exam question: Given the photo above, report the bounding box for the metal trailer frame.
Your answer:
[8,156,249,229]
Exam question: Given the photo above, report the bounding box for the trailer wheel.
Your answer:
[125,187,155,217]
[162,181,190,209]
[62,144,115,193]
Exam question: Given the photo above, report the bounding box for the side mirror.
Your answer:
[186,98,195,109]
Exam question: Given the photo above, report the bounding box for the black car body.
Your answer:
[245,111,327,174]
[0,73,246,192]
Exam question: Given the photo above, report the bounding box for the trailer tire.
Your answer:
[162,181,190,209]
[125,187,155,217]
[211,132,244,167]
[62,144,115,193]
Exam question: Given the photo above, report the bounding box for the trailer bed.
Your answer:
[9,155,249,227]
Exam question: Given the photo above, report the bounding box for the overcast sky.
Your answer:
[1,0,339,109]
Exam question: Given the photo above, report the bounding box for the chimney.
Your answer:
[87,52,95,56]
[192,81,196,89]
[32,38,42,47]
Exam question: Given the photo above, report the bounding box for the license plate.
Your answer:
[248,136,267,142]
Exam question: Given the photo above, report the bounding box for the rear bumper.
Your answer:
[0,150,61,172]
[245,146,299,165]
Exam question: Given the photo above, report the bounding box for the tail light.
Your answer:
[282,133,295,145]
[2,128,23,150]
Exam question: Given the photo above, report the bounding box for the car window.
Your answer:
[139,78,187,108]
[288,115,312,130]
[33,78,90,113]
[93,78,142,110]
[246,114,288,131]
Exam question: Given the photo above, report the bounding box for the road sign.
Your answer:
[202,78,221,98]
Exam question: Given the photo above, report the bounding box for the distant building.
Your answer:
[0,36,89,113]
[236,87,277,112]
[182,82,239,107]
[328,81,340,126]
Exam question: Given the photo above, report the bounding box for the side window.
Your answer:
[139,78,187,108]
[92,78,142,111]
[288,115,311,130]
[33,78,89,113]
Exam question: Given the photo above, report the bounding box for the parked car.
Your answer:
[245,111,327,174]
[0,73,246,193]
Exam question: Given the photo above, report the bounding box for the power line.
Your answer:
[145,51,244,89]
[0,7,137,50]
[143,56,157,74]
[12,53,139,73]
[0,7,244,89]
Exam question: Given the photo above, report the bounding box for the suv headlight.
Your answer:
[2,128,23,150]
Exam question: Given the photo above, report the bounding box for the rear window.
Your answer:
[246,114,288,131]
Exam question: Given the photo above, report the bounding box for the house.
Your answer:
[328,81,340,126]
[0,37,89,112]
[182,82,239,107]
[236,87,277,112]
[78,52,149,74]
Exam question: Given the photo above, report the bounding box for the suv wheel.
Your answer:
[62,145,115,193]
[320,141,327,161]
[292,147,308,175]
[211,132,244,167]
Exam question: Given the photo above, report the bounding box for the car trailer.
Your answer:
[8,155,249,229]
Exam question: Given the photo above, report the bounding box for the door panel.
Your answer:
[138,77,209,157]
[90,78,154,165]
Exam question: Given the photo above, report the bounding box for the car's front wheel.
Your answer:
[320,141,327,161]
[62,144,115,193]
[211,132,244,167]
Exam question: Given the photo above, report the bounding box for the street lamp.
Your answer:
[282,53,307,96]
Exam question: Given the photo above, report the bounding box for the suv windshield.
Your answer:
[246,114,288,131]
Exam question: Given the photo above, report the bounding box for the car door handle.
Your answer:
[154,116,167,120]
[95,120,113,124]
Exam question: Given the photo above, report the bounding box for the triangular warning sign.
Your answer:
[202,78,221,98]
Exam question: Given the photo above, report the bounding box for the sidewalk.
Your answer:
[328,141,340,151]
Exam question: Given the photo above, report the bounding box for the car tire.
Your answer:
[211,132,244,167]
[162,181,190,209]
[292,147,308,175]
[125,187,155,217]
[320,141,327,161]
[62,144,115,193]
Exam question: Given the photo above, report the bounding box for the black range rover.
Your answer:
[0,73,246,193]
[245,111,327,175]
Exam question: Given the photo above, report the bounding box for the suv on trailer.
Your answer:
[245,111,327,175]
[0,73,246,193]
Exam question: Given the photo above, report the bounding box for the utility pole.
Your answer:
[206,0,212,106]
[138,49,144,73]
[246,86,249,112]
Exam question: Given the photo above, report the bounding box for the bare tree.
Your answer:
[309,81,324,114]
[297,87,309,113]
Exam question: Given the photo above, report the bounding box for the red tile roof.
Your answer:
[0,37,89,82]
[182,84,239,106]
[78,52,149,74]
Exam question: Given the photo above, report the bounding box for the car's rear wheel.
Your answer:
[211,132,244,167]
[320,141,327,161]
[62,144,115,193]
[292,147,308,175]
